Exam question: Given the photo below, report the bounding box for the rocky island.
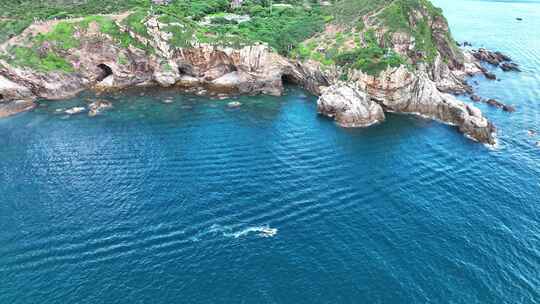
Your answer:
[0,0,517,145]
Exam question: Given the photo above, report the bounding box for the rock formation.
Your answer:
[317,83,385,127]
[472,48,521,72]
[350,66,495,144]
[88,99,113,116]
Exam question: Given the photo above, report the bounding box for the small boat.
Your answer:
[259,227,278,237]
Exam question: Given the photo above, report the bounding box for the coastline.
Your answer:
[0,0,517,145]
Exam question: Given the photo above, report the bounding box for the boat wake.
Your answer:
[208,224,278,239]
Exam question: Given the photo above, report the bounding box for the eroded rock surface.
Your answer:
[317,83,385,127]
[351,66,496,144]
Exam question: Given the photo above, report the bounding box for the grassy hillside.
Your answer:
[0,0,147,42]
[0,0,326,54]
[326,0,390,25]
[0,0,460,77]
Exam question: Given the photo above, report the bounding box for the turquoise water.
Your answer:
[1,0,539,303]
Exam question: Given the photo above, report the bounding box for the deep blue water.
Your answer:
[1,0,539,303]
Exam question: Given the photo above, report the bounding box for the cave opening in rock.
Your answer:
[96,64,113,82]
[178,64,195,76]
[281,74,298,85]
[0,94,4,101]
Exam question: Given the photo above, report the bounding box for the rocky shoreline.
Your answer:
[0,9,517,146]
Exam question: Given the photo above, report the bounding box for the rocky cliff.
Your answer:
[0,0,499,145]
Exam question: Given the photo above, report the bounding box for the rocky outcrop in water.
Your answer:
[65,106,86,115]
[317,83,385,127]
[0,73,36,117]
[500,62,520,72]
[350,66,496,144]
[88,99,113,116]
[472,48,520,72]
[473,48,511,65]
[486,99,516,112]
[469,94,516,112]
[0,100,35,118]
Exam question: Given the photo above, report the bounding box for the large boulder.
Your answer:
[317,82,385,127]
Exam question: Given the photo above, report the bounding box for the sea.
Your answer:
[0,0,539,302]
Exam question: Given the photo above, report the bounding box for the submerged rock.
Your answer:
[486,99,503,107]
[473,49,512,66]
[502,104,516,113]
[317,83,385,128]
[470,95,482,102]
[484,71,497,80]
[227,101,242,108]
[500,62,521,72]
[65,107,86,115]
[485,98,515,112]
[88,100,113,116]
[484,99,515,112]
[472,48,520,73]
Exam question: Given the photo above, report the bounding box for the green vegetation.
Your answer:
[5,46,74,72]
[165,24,195,48]
[79,15,150,50]
[0,0,328,71]
[4,14,154,72]
[122,10,151,38]
[154,0,230,20]
[118,53,128,65]
[335,30,405,76]
[0,0,461,76]
[292,29,405,76]
[238,8,325,54]
[0,0,149,42]
[35,22,80,50]
[161,61,173,72]
[1,0,326,54]
[375,0,453,63]
[326,0,389,25]
[154,0,326,54]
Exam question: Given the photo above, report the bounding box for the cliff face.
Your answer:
[0,2,496,145]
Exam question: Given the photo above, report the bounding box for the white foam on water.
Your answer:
[206,224,278,239]
[223,226,278,238]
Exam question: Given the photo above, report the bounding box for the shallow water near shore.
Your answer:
[1,0,540,303]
